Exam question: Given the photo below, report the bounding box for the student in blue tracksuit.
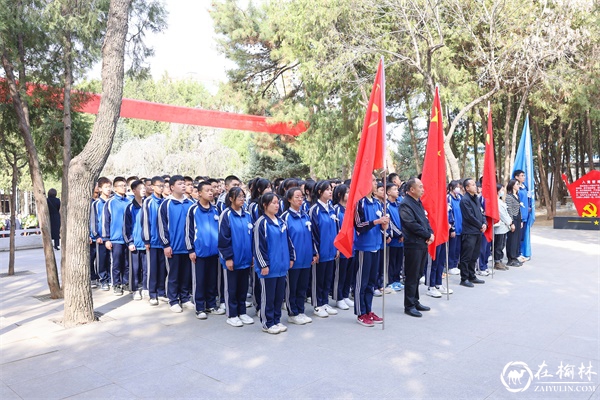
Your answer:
[374,181,388,295]
[309,180,339,318]
[282,187,317,325]
[332,184,354,310]
[513,169,531,260]
[124,180,147,300]
[254,192,296,334]
[89,186,100,289]
[354,174,389,327]
[158,175,194,313]
[302,180,315,214]
[219,186,254,328]
[386,183,405,292]
[186,181,224,320]
[447,180,463,275]
[102,176,131,295]
[91,177,112,291]
[141,176,167,306]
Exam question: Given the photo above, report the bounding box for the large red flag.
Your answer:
[334,59,385,258]
[482,106,499,242]
[421,87,449,260]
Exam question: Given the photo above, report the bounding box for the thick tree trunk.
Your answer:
[503,93,512,183]
[60,34,73,286]
[1,52,62,298]
[586,109,594,171]
[404,92,421,174]
[63,0,131,327]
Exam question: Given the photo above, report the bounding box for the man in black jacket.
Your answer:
[458,178,487,287]
[399,178,434,318]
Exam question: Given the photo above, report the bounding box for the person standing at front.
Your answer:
[458,178,487,287]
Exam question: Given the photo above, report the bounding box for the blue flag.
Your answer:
[512,114,535,258]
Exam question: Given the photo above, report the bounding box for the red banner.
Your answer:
[567,170,600,217]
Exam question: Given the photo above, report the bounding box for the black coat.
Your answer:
[47,196,61,240]
[399,195,433,249]
[459,193,485,235]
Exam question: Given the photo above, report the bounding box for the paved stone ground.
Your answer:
[0,226,599,399]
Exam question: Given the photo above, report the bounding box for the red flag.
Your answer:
[482,106,499,241]
[421,87,449,260]
[334,59,385,258]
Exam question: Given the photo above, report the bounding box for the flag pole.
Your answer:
[381,57,387,331]
[445,240,450,300]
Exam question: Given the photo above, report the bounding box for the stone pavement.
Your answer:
[0,226,599,399]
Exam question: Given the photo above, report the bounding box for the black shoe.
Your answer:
[415,303,430,312]
[471,278,485,284]
[404,308,422,318]
[114,285,123,296]
[460,280,474,288]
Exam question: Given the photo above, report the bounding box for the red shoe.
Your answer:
[368,312,383,324]
[357,314,374,327]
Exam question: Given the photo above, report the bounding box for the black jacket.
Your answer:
[459,193,485,235]
[399,195,433,248]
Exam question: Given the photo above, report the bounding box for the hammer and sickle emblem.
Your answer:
[582,203,598,218]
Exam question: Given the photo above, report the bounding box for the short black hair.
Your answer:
[197,181,212,192]
[183,176,193,183]
[513,170,525,178]
[98,177,112,187]
[405,178,419,191]
[463,178,474,188]
[130,180,144,191]
[151,176,164,185]
[113,176,126,185]
[169,175,184,188]
[224,175,241,186]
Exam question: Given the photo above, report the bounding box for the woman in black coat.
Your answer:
[47,188,61,250]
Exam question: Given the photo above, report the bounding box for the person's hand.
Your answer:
[426,234,435,245]
[226,259,234,271]
[261,266,269,276]
[386,237,392,244]
[88,237,92,245]
[312,255,318,265]
[289,261,294,269]
[164,246,173,258]
[145,244,150,251]
[128,244,136,252]
[375,216,390,225]
[450,232,456,238]
[335,250,340,259]
[399,237,404,243]
[189,253,196,263]
[481,224,487,233]
[105,240,112,250]
[96,238,103,244]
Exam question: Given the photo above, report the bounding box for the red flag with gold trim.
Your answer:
[482,106,499,242]
[421,87,449,259]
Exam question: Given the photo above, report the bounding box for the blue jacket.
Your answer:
[158,196,194,254]
[218,208,253,269]
[186,202,219,258]
[448,193,463,235]
[309,201,338,262]
[90,197,107,240]
[124,198,145,250]
[248,202,260,223]
[353,196,383,252]
[141,194,164,249]
[517,185,530,222]
[281,208,316,269]
[102,194,130,244]
[387,200,403,248]
[333,204,352,259]
[253,215,295,278]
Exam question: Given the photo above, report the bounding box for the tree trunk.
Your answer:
[63,0,131,327]
[461,118,470,177]
[509,85,532,174]
[1,52,62,299]
[503,92,512,183]
[473,115,479,180]
[8,157,18,276]
[60,33,73,286]
[586,109,594,171]
[532,117,551,215]
[404,92,421,174]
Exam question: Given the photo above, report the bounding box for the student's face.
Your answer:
[290,190,304,209]
[163,182,171,195]
[262,185,272,195]
[320,186,332,202]
[133,184,145,198]
[387,185,398,201]
[145,181,153,195]
[100,184,112,197]
[409,179,425,198]
[231,193,245,208]
[199,185,213,202]
[218,181,225,194]
[266,196,279,215]
[227,180,241,190]
[191,187,199,200]
[152,181,164,196]
[185,180,194,195]
[515,173,525,183]
[211,182,219,194]
[392,176,401,186]
[376,186,385,200]
[171,180,186,196]
[113,181,127,195]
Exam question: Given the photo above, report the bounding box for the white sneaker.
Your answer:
[436,285,453,294]
[207,307,226,315]
[419,276,426,284]
[133,290,142,301]
[170,304,183,313]
[182,301,195,310]
[276,323,288,332]
[158,296,169,303]
[299,313,313,323]
[239,314,254,324]
[384,286,394,294]
[373,289,383,297]
[288,315,305,325]
[343,298,354,307]
[336,300,349,310]
[263,325,280,334]
[245,301,252,307]
[448,268,460,275]
[477,269,490,276]
[427,287,442,298]
[517,255,527,262]
[226,317,243,327]
[196,311,207,320]
[313,307,329,318]
[149,298,159,306]
[218,303,226,312]
[141,289,149,299]
[323,304,338,315]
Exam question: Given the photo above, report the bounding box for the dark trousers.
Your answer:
[165,254,191,306]
[96,242,111,284]
[224,267,250,318]
[448,235,461,269]
[90,243,98,281]
[217,261,225,304]
[354,250,379,316]
[192,255,219,312]
[129,249,147,291]
[377,248,385,288]
[479,235,491,270]
[333,257,353,301]
[147,247,167,299]
[427,243,446,287]
[260,276,286,329]
[110,243,129,286]
[388,247,404,283]
[404,246,427,309]
[494,233,507,262]
[286,267,310,316]
[459,234,481,282]
[312,260,335,307]
[507,215,522,261]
